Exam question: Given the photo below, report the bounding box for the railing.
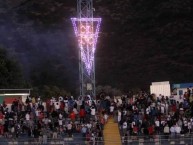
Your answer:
[121,134,193,145]
[0,137,105,145]
[0,134,193,145]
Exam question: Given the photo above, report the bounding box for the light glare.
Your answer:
[71,18,101,75]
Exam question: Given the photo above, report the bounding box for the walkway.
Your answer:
[103,117,122,145]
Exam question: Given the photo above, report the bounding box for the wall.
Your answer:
[150,81,171,97]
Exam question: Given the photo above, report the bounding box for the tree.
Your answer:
[33,85,71,100]
[96,85,122,97]
[0,47,25,88]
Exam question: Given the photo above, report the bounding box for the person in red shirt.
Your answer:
[60,101,65,111]
[0,111,4,124]
[148,125,154,135]
[79,108,86,123]
[69,111,76,123]
[172,104,176,112]
[133,125,138,135]
[0,124,4,135]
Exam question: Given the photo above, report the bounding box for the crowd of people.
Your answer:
[0,88,193,144]
[116,89,193,141]
[0,95,106,144]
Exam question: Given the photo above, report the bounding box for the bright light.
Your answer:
[71,18,101,75]
[3,93,30,96]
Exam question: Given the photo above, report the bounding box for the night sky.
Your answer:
[0,0,193,92]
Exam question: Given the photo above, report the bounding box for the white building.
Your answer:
[150,81,171,97]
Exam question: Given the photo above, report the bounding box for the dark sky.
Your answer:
[0,0,193,91]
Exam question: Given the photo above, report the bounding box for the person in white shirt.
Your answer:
[188,120,192,133]
[116,100,121,108]
[165,103,169,115]
[104,113,108,123]
[63,98,68,109]
[191,118,193,132]
[170,125,175,138]
[117,110,122,123]
[59,96,63,102]
[54,102,60,111]
[58,119,63,127]
[91,133,96,144]
[109,105,114,115]
[64,104,69,114]
[86,95,92,106]
[175,125,181,135]
[146,107,150,115]
[122,121,127,134]
[35,109,40,118]
[86,122,92,132]
[160,103,165,114]
[164,124,170,139]
[90,106,96,120]
[59,113,63,120]
[77,97,83,110]
[155,119,160,134]
[73,108,78,115]
[123,109,127,116]
[67,122,73,137]
[183,118,188,133]
[37,96,41,104]
[25,113,30,125]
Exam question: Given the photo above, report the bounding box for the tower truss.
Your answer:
[71,0,101,97]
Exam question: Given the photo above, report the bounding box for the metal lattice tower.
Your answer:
[71,0,101,98]
[77,0,93,18]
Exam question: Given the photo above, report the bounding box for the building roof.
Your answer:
[172,83,193,89]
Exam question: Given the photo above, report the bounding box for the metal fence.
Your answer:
[121,134,193,145]
[0,137,104,145]
[0,134,193,145]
